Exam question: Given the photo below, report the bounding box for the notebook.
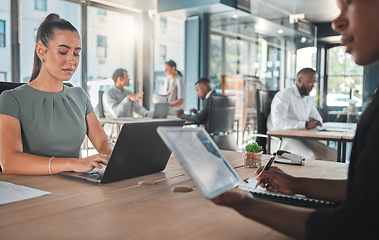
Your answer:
[59,119,185,184]
[157,127,338,208]
[153,103,170,119]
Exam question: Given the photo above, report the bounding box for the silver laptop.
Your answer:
[153,103,170,119]
[59,119,185,184]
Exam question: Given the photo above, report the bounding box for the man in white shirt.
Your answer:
[267,68,337,161]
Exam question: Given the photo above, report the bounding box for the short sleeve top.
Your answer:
[0,84,93,158]
[166,74,185,102]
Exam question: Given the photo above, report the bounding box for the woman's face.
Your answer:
[165,64,176,76]
[41,30,81,82]
[333,0,379,66]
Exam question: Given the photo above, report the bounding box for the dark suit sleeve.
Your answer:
[180,95,212,124]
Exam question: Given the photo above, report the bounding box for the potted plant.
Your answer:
[244,142,263,168]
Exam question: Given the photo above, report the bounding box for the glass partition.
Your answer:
[327,46,363,108]
[86,6,136,109]
[0,0,10,81]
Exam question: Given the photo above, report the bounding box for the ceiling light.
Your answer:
[232,14,238,19]
[278,29,283,34]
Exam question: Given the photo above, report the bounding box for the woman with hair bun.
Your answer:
[165,60,185,115]
[0,13,112,175]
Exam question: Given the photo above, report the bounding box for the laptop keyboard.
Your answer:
[81,164,106,180]
[85,172,103,180]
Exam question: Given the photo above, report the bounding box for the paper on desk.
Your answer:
[0,181,51,206]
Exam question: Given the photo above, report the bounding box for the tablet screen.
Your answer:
[157,127,242,199]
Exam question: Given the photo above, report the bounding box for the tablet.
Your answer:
[157,127,242,199]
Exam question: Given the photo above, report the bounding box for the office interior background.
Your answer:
[2,0,379,130]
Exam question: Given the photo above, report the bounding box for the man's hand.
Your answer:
[176,109,184,118]
[190,108,198,114]
[306,118,322,129]
[126,92,144,102]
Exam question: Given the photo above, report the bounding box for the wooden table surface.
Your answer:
[267,122,357,162]
[0,151,348,240]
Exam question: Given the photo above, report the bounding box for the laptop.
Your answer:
[157,127,338,208]
[152,103,170,119]
[59,119,185,184]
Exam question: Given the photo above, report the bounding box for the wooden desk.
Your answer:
[0,151,348,240]
[267,122,356,163]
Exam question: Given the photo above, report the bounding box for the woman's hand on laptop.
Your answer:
[72,154,110,172]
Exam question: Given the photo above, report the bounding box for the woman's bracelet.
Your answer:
[48,157,55,175]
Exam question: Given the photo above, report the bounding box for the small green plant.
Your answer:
[245,142,263,153]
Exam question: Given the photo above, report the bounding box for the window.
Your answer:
[209,34,222,89]
[159,45,166,65]
[97,9,107,16]
[0,20,5,47]
[153,14,184,95]
[326,46,363,107]
[0,72,6,81]
[97,35,107,58]
[34,0,47,11]
[160,17,167,29]
[87,6,136,109]
[327,46,363,107]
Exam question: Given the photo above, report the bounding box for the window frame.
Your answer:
[0,20,5,47]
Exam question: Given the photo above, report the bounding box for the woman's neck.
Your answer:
[28,72,64,92]
[169,73,176,79]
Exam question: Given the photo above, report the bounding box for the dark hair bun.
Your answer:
[45,13,60,22]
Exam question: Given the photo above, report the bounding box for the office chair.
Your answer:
[98,90,105,118]
[207,95,238,151]
[255,89,281,154]
[0,82,25,95]
[0,81,73,95]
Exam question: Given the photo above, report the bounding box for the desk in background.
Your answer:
[0,151,348,239]
[267,122,356,163]
[328,110,361,123]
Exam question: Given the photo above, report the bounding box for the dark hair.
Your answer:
[30,13,79,82]
[112,68,127,83]
[195,77,210,86]
[165,60,182,77]
[297,68,316,77]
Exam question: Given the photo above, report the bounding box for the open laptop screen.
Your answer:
[157,127,242,199]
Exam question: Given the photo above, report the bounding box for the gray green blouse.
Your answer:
[0,84,93,158]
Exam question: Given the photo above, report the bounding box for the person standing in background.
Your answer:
[165,60,184,115]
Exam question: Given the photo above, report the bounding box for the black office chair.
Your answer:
[207,95,238,151]
[98,90,105,118]
[0,81,73,95]
[0,82,25,95]
[255,89,280,154]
